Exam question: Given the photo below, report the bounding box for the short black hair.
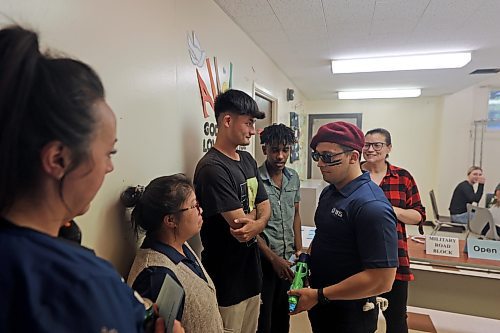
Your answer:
[260,123,296,146]
[214,89,265,122]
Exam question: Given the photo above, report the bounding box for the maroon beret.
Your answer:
[310,121,365,152]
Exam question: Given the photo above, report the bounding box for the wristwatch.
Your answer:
[317,288,331,305]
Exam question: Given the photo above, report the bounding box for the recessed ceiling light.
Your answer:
[337,89,422,99]
[332,52,471,74]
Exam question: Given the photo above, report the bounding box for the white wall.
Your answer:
[435,74,500,214]
[0,0,304,275]
[303,78,500,220]
[303,97,443,214]
[3,0,499,275]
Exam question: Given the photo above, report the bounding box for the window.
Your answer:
[487,90,500,130]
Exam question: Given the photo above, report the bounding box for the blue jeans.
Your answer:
[450,212,470,224]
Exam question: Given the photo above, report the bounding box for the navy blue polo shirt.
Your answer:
[0,218,145,333]
[309,172,398,288]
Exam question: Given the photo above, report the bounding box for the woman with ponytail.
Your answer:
[0,26,180,332]
[122,174,224,333]
[361,128,426,333]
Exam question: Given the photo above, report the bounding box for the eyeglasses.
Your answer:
[363,142,386,151]
[311,150,352,164]
[173,201,201,215]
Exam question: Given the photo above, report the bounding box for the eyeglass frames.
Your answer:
[311,150,352,165]
[363,142,387,151]
[172,201,201,214]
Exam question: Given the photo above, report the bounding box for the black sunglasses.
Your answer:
[311,150,352,164]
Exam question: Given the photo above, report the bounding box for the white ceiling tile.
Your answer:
[232,14,282,33]
[215,0,500,99]
[269,0,326,31]
[373,0,430,20]
[323,0,376,22]
[371,18,416,35]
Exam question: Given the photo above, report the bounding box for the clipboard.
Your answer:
[156,274,184,333]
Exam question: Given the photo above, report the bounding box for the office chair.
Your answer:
[429,189,465,235]
[466,203,500,241]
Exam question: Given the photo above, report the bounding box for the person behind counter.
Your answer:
[485,183,500,237]
[449,166,486,224]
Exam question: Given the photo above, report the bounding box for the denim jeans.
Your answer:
[450,212,470,224]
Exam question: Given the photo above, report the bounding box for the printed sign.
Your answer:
[301,226,316,249]
[425,235,460,257]
[467,238,500,261]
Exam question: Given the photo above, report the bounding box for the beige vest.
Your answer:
[128,243,224,333]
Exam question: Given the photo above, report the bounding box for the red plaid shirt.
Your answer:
[378,163,426,281]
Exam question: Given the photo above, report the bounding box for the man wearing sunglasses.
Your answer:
[288,121,398,333]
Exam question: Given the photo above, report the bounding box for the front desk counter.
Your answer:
[407,238,500,319]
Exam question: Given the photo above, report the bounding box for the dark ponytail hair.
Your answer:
[365,128,392,145]
[121,174,194,236]
[0,26,105,214]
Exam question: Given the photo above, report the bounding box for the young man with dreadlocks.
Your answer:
[256,124,302,333]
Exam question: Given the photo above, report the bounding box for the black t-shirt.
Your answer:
[194,148,268,306]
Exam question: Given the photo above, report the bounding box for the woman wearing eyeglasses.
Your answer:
[361,128,426,333]
[122,174,224,333]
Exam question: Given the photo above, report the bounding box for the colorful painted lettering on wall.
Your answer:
[187,31,233,152]
[196,58,233,119]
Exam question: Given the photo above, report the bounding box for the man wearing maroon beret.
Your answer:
[289,121,398,333]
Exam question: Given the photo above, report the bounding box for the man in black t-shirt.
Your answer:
[194,89,270,333]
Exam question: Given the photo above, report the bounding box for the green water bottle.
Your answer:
[288,253,309,312]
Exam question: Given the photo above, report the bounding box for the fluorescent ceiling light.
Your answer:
[338,89,421,100]
[332,52,471,74]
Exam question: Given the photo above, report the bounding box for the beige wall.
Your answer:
[2,0,500,276]
[303,97,443,213]
[302,79,500,220]
[435,74,500,214]
[0,0,304,275]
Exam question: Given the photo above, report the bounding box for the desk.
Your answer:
[408,239,500,272]
[407,238,500,319]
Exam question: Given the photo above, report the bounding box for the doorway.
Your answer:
[307,113,362,179]
[253,84,277,167]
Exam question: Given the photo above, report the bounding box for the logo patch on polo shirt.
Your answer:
[331,207,343,218]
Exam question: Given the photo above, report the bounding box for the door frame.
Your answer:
[307,113,362,179]
[253,83,278,157]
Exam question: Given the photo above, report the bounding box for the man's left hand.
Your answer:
[230,217,264,242]
[288,288,318,315]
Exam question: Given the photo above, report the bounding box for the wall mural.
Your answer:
[187,31,233,152]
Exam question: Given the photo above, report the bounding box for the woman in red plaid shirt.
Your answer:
[361,128,426,333]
